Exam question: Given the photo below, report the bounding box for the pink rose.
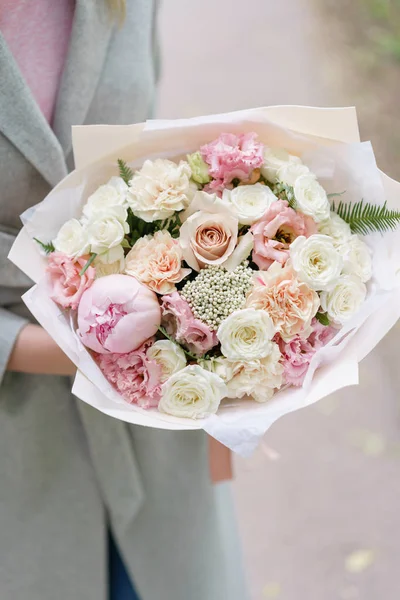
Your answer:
[47,252,95,310]
[246,262,320,341]
[124,230,191,294]
[161,292,218,356]
[77,274,161,354]
[251,200,317,270]
[277,318,337,386]
[96,339,162,408]
[201,132,264,194]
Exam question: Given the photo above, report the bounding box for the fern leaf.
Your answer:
[332,199,400,235]
[117,159,133,185]
[34,238,55,254]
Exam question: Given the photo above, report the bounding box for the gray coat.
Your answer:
[0,2,248,599]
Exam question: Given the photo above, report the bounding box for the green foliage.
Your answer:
[157,326,201,362]
[332,199,400,235]
[34,238,55,254]
[117,158,133,185]
[79,252,97,276]
[315,312,330,327]
[272,182,297,209]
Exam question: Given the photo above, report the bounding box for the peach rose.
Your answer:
[251,200,317,270]
[47,252,95,310]
[124,230,191,295]
[246,262,320,340]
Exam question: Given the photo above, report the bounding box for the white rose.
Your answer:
[276,162,310,187]
[87,206,129,255]
[222,183,277,225]
[82,177,128,220]
[320,274,367,324]
[158,364,226,419]
[294,174,330,222]
[199,356,235,382]
[290,234,343,291]
[318,212,352,247]
[217,308,276,361]
[94,245,125,278]
[225,342,283,402]
[261,148,302,184]
[338,235,372,283]
[53,218,89,258]
[147,340,187,383]
[128,159,196,222]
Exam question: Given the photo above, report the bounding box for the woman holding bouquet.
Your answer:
[0,1,247,599]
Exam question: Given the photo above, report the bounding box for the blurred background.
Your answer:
[157,1,400,599]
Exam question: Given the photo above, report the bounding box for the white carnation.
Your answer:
[294,174,330,222]
[338,235,373,283]
[94,245,125,278]
[225,343,284,402]
[53,218,89,258]
[82,177,128,220]
[128,159,196,222]
[290,234,343,291]
[147,340,187,383]
[217,308,276,361]
[318,212,352,247]
[261,148,302,184]
[87,206,129,255]
[320,274,367,324]
[222,183,277,225]
[158,365,226,419]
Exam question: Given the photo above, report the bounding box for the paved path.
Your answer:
[157,1,400,598]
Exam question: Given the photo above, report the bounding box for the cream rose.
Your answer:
[225,343,284,402]
[222,183,277,225]
[338,235,372,283]
[53,218,90,258]
[261,148,302,184]
[87,206,129,255]
[217,308,275,361]
[246,262,320,340]
[125,230,191,294]
[94,245,125,278]
[147,340,187,383]
[294,174,330,222]
[82,177,128,220]
[289,234,343,291]
[179,210,239,271]
[128,159,196,222]
[320,274,367,324]
[158,364,226,419]
[277,162,310,187]
[318,212,352,247]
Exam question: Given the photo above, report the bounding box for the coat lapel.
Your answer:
[0,35,68,188]
[52,0,114,158]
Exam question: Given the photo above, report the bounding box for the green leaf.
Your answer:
[327,191,346,199]
[331,199,400,235]
[158,326,202,362]
[121,238,131,249]
[79,252,97,276]
[34,238,55,254]
[117,158,133,185]
[272,182,297,209]
[315,311,330,326]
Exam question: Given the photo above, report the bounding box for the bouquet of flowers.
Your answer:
[9,107,400,455]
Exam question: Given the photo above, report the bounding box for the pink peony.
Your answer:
[161,292,218,356]
[201,132,264,194]
[277,318,337,386]
[47,252,95,310]
[77,274,161,354]
[251,200,317,270]
[96,339,162,408]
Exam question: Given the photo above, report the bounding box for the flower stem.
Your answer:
[157,326,200,362]
[79,252,97,276]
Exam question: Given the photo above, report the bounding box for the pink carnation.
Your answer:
[251,200,317,270]
[161,292,218,357]
[47,252,95,310]
[96,339,162,408]
[277,318,336,386]
[201,132,264,194]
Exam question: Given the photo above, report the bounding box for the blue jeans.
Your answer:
[108,530,140,600]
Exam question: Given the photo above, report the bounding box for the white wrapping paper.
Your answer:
[8,106,400,456]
